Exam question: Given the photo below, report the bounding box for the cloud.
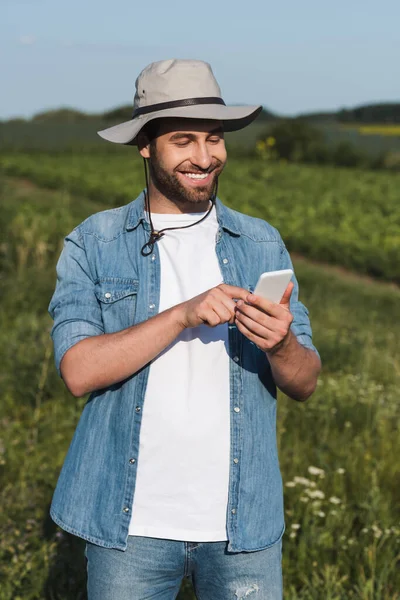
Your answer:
[18,35,37,46]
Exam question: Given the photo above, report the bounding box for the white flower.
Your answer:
[336,468,346,475]
[329,496,341,505]
[308,466,325,477]
[361,528,368,534]
[306,489,325,499]
[372,525,382,539]
[291,523,301,530]
[285,481,296,488]
[348,538,356,546]
[316,511,325,518]
[300,497,309,503]
[289,532,297,538]
[293,476,316,487]
[330,510,337,516]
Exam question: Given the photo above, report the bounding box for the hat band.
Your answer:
[132,96,226,119]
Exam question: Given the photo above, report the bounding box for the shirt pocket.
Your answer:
[94,277,139,333]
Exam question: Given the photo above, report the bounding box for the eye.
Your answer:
[208,136,221,144]
[174,140,190,147]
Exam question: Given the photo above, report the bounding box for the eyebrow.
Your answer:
[169,127,223,141]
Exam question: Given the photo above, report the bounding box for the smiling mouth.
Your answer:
[178,170,214,182]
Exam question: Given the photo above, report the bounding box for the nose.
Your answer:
[190,140,212,170]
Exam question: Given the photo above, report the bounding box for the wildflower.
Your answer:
[308,466,325,477]
[306,489,325,499]
[344,421,351,428]
[266,136,276,147]
[329,496,341,505]
[348,538,356,546]
[316,511,325,518]
[293,476,316,487]
[330,510,337,516]
[361,528,368,534]
[300,497,309,503]
[289,532,297,538]
[371,525,382,539]
[285,481,296,488]
[336,468,346,475]
[291,524,301,530]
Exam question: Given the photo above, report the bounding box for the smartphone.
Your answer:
[253,269,294,303]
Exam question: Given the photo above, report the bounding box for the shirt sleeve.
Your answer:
[278,239,320,360]
[48,226,104,378]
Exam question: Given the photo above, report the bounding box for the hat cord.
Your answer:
[140,157,217,257]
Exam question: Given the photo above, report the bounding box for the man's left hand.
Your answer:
[234,282,294,354]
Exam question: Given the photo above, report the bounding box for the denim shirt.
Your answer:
[48,191,319,553]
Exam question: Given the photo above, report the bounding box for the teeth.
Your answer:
[183,172,208,179]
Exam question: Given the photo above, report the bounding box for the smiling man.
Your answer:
[48,59,321,600]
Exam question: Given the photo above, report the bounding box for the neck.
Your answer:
[146,179,212,214]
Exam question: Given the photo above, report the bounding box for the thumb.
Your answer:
[280,281,294,308]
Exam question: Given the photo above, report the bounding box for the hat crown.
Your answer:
[134,59,222,109]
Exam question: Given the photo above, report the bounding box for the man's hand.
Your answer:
[177,284,250,328]
[234,282,294,353]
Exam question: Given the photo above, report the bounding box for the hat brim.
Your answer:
[97,104,263,145]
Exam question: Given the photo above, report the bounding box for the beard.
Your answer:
[148,145,225,206]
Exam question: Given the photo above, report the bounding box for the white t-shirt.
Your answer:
[128,204,230,541]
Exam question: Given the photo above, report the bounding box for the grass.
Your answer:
[1,151,400,283]
[0,176,399,599]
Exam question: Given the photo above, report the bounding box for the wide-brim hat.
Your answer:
[98,59,263,145]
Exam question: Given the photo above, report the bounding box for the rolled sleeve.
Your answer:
[278,239,320,360]
[48,226,104,378]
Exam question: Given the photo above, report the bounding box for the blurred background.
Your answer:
[1,1,399,598]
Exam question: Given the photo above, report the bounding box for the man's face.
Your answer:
[139,118,227,206]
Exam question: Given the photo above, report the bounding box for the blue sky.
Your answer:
[1,0,399,119]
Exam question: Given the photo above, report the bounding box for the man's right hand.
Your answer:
[176,284,250,328]
[61,284,250,397]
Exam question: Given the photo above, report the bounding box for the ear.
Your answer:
[137,131,151,159]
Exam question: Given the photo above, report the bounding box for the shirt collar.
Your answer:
[126,190,241,236]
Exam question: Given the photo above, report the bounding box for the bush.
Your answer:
[332,141,366,168]
[257,119,324,162]
[256,119,374,169]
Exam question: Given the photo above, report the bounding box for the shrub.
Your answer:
[257,119,324,162]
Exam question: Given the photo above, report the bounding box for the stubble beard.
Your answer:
[148,145,224,206]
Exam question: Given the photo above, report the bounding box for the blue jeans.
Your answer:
[85,536,283,599]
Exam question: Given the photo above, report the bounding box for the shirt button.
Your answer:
[234,406,240,413]
[129,458,136,464]
[222,258,229,264]
[104,292,111,299]
[123,507,130,513]
[149,303,155,309]
[231,508,236,514]
[151,254,156,261]
[233,458,239,464]
[233,356,239,363]
[135,406,141,413]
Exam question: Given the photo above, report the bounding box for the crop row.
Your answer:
[1,151,399,282]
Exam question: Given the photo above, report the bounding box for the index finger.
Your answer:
[218,284,251,302]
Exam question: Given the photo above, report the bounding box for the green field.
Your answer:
[1,151,399,282]
[0,175,399,599]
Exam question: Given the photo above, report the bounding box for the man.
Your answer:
[48,59,321,599]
